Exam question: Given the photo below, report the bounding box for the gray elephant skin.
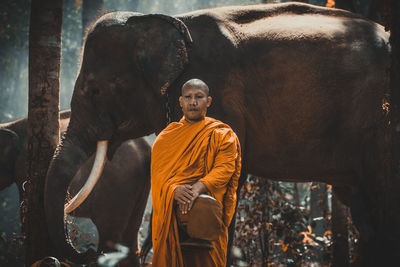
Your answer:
[0,110,151,266]
[44,2,392,265]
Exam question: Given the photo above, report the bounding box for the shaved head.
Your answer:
[179,78,212,123]
[181,79,210,96]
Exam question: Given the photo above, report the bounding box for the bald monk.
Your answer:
[151,78,241,266]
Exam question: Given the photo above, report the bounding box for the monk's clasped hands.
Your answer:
[174,184,196,214]
[174,182,208,214]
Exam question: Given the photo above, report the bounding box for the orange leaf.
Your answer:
[324,230,332,236]
[326,0,335,8]
[311,185,318,190]
[280,240,289,252]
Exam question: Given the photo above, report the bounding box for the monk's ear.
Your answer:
[207,96,212,107]
[179,96,183,107]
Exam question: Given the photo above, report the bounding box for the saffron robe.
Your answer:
[151,116,241,267]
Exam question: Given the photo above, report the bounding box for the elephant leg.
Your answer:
[349,189,376,267]
[226,159,248,267]
[117,179,150,267]
[140,209,153,263]
[92,216,124,253]
[332,185,352,207]
[350,140,400,267]
[89,194,137,254]
[350,189,399,267]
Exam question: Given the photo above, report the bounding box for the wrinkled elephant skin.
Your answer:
[0,111,71,195]
[45,2,392,265]
[0,111,150,266]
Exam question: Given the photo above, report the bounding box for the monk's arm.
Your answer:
[191,181,208,195]
[199,132,239,195]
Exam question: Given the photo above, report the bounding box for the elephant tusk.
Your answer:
[64,140,108,214]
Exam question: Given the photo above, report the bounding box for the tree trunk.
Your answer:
[25,0,62,265]
[331,190,349,267]
[385,0,400,263]
[82,0,103,40]
[309,182,328,237]
[262,179,272,266]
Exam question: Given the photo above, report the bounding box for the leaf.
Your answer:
[311,185,318,190]
[323,230,332,236]
[326,0,335,8]
[279,240,289,252]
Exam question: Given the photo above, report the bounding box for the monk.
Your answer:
[151,78,241,266]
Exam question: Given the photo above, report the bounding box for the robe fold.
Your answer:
[151,116,241,267]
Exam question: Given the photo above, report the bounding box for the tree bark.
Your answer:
[82,0,103,40]
[385,0,400,263]
[309,182,328,236]
[25,0,62,265]
[331,190,349,267]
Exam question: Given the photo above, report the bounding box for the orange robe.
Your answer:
[151,116,241,267]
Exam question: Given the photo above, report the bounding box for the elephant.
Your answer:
[0,110,151,266]
[44,2,392,266]
[0,110,71,196]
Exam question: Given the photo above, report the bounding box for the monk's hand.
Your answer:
[188,181,208,211]
[174,184,194,214]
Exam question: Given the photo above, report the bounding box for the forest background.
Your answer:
[0,0,381,266]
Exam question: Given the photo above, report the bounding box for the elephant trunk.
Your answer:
[44,132,99,263]
[64,140,108,214]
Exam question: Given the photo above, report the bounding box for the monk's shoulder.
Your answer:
[205,118,238,144]
[153,122,183,148]
[157,121,183,137]
[214,127,238,143]
[205,117,231,129]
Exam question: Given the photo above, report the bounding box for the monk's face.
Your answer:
[179,85,212,123]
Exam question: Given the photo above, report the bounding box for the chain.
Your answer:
[164,91,172,126]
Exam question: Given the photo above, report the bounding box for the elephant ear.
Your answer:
[127,14,193,95]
